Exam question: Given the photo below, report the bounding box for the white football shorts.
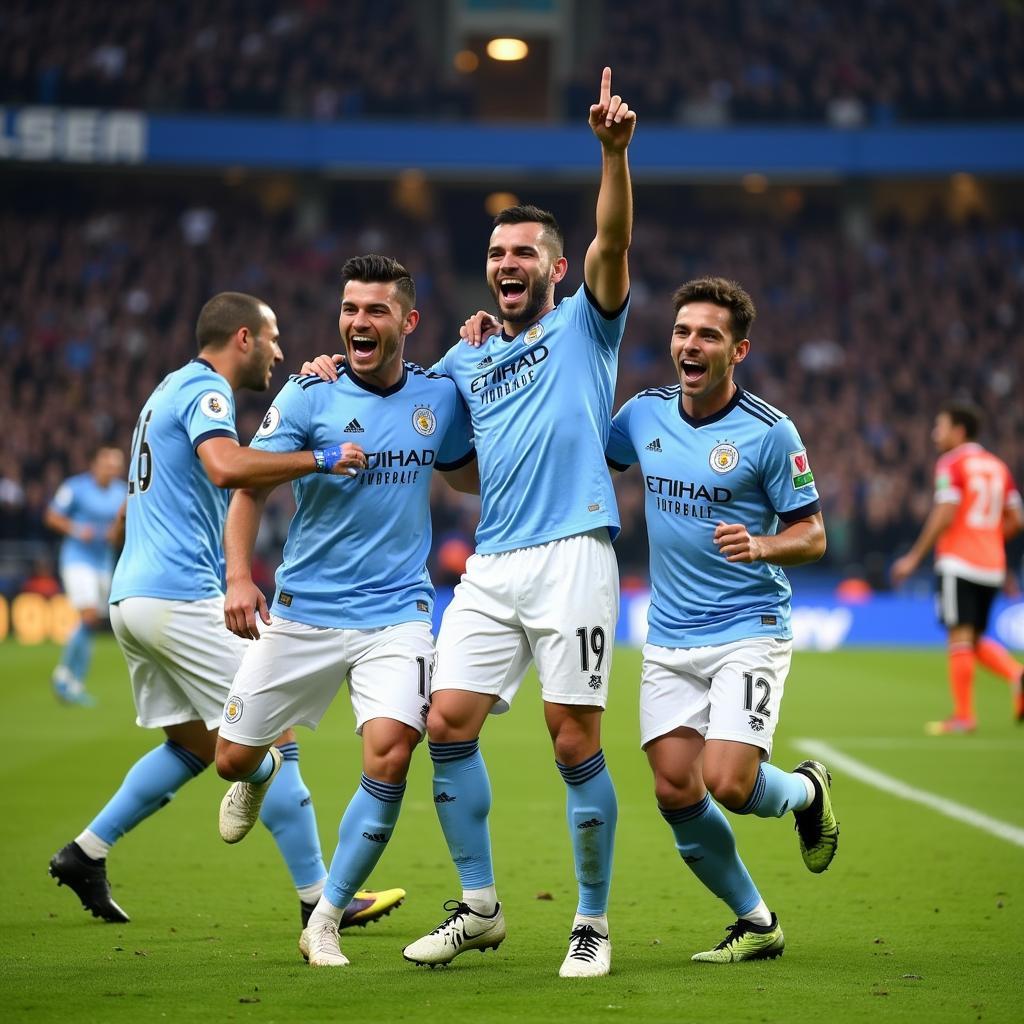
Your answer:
[433,529,619,713]
[62,563,112,613]
[110,596,247,730]
[218,617,435,747]
[640,636,793,756]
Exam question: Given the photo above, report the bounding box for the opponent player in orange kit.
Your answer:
[892,402,1024,733]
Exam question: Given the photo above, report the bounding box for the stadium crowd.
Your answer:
[2,190,1022,589]
[2,0,1021,124]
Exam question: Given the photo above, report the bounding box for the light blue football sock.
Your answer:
[61,623,94,681]
[322,774,405,910]
[245,750,277,784]
[429,739,494,889]
[259,742,326,890]
[557,750,618,917]
[87,741,206,845]
[736,763,811,818]
[661,794,761,917]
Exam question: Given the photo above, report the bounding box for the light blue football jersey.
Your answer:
[607,386,821,648]
[110,359,239,603]
[435,284,628,554]
[49,472,128,572]
[251,363,473,629]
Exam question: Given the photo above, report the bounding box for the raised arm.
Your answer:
[196,435,365,489]
[583,66,636,314]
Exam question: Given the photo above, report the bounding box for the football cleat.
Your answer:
[691,914,784,963]
[218,745,283,843]
[792,759,839,873]
[52,667,96,707]
[924,716,976,736]
[299,888,406,930]
[402,900,505,967]
[558,923,611,977]
[299,919,350,967]
[49,842,129,923]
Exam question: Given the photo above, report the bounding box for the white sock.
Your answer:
[297,878,325,906]
[741,899,772,927]
[797,773,816,810]
[309,894,345,928]
[573,912,608,935]
[75,829,110,861]
[463,885,498,915]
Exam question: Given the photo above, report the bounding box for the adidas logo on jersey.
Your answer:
[476,355,493,368]
[645,438,663,452]
[344,418,365,433]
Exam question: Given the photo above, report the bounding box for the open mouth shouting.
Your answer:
[498,277,528,306]
[349,334,379,361]
[680,358,707,387]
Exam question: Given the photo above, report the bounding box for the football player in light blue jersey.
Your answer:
[606,277,838,964]
[44,446,128,705]
[48,292,405,936]
[400,68,635,978]
[214,256,477,967]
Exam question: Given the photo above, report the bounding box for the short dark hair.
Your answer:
[493,204,564,256]
[195,292,268,352]
[342,254,416,311]
[672,277,756,342]
[941,400,982,440]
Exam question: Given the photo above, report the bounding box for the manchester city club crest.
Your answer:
[413,406,436,435]
[255,406,281,437]
[201,391,230,420]
[709,441,739,473]
[525,323,544,343]
[223,696,244,724]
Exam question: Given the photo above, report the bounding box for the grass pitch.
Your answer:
[1,639,1020,1022]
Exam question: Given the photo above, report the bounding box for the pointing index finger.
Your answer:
[600,66,611,106]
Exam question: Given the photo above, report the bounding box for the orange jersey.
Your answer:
[933,442,1021,585]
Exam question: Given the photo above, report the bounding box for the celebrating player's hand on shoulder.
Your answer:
[300,352,344,381]
[714,521,764,563]
[460,310,502,348]
[589,66,635,151]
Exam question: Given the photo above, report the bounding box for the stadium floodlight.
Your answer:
[486,37,528,61]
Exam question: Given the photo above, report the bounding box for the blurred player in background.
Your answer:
[44,446,127,706]
[49,292,404,936]
[214,255,476,967]
[606,277,837,963]
[891,401,1024,733]
[401,67,634,978]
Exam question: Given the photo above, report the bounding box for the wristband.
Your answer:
[313,445,342,473]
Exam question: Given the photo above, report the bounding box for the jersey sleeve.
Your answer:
[49,479,76,516]
[436,387,475,470]
[178,378,237,450]
[561,284,629,353]
[606,399,639,470]
[249,378,311,453]
[933,453,962,505]
[759,417,821,522]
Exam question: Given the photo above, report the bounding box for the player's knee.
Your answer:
[425,701,475,742]
[215,745,260,781]
[653,773,703,810]
[365,742,415,784]
[703,769,753,811]
[552,731,598,767]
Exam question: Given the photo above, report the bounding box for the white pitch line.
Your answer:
[795,738,1024,849]
[814,737,1021,752]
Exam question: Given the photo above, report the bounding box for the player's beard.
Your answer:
[490,276,550,331]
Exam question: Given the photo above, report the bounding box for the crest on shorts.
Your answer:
[256,406,281,437]
[789,450,814,488]
[524,323,544,344]
[224,696,244,724]
[748,715,765,732]
[201,391,231,420]
[709,442,739,474]
[412,406,436,436]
